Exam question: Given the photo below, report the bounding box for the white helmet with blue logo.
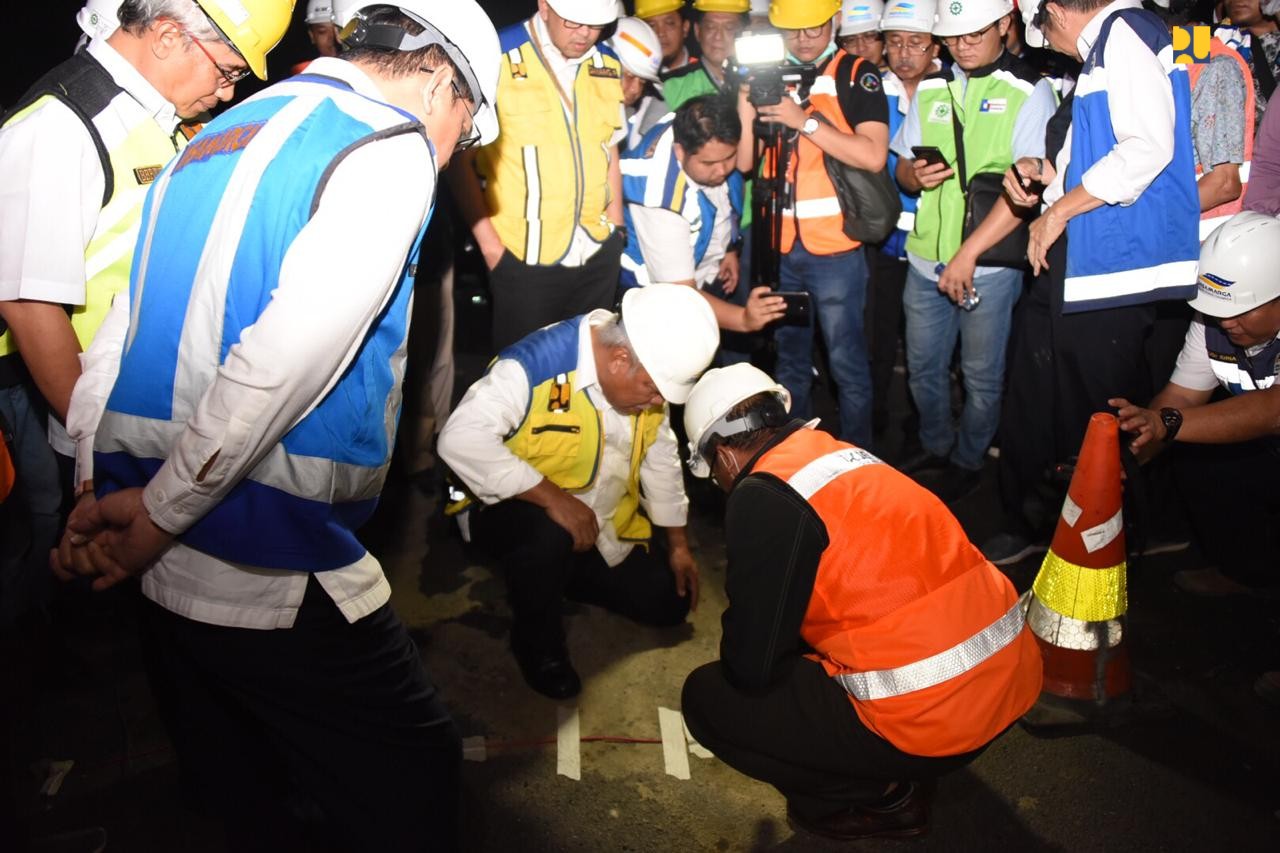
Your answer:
[838,0,884,34]
[1190,212,1280,319]
[880,0,935,33]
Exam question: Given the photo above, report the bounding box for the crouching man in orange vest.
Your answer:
[679,363,1042,841]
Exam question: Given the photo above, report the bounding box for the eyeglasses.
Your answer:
[939,23,996,47]
[784,25,828,40]
[177,23,251,87]
[421,67,481,151]
[560,18,605,32]
[885,39,934,54]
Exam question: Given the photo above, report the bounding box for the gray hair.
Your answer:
[118,0,220,42]
[596,313,641,371]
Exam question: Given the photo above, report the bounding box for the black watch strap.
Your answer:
[1159,407,1183,443]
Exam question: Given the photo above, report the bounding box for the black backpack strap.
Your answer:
[2,52,119,207]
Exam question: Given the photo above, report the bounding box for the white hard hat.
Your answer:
[608,17,663,82]
[750,0,771,14]
[881,0,936,33]
[933,0,1012,37]
[334,0,502,146]
[77,0,121,40]
[547,0,621,27]
[306,0,335,24]
[683,364,790,477]
[1020,0,1045,48]
[1189,212,1280,319]
[621,284,719,405]
[838,0,884,35]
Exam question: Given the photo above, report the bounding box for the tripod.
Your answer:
[750,118,796,289]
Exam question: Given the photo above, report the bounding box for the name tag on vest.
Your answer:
[588,66,619,79]
[133,165,163,185]
[979,98,1006,114]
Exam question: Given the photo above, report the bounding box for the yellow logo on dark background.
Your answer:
[1172,26,1211,64]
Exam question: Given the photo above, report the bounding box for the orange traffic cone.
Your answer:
[1021,413,1131,730]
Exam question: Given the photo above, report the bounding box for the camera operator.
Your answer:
[735,0,889,449]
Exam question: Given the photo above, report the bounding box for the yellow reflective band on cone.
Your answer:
[1031,550,1128,622]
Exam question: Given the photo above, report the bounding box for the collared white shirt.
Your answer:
[629,178,734,287]
[438,310,688,567]
[66,58,435,630]
[0,38,182,454]
[1043,0,1173,207]
[530,14,625,267]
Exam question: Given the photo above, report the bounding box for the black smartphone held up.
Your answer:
[911,145,948,168]
[778,291,812,326]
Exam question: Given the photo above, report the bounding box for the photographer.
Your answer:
[888,0,1056,502]
[621,95,787,332]
[736,0,889,449]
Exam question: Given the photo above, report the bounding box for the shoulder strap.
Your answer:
[4,52,118,207]
[948,78,968,193]
[1251,37,1277,100]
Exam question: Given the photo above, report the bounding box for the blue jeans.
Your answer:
[903,265,1022,471]
[775,245,871,447]
[0,382,61,627]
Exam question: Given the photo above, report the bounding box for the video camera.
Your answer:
[732,32,816,108]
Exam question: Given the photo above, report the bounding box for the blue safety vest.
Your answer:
[94,73,432,571]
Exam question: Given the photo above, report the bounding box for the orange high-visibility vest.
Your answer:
[764,50,865,256]
[1188,38,1255,239]
[752,427,1042,756]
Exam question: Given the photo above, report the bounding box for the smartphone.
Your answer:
[777,291,811,326]
[911,145,948,168]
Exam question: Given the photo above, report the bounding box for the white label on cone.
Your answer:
[1080,508,1123,554]
[1061,495,1083,528]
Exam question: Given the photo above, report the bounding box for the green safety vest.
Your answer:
[905,54,1041,265]
[0,52,186,358]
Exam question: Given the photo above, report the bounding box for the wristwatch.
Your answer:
[1159,407,1183,443]
[801,117,819,137]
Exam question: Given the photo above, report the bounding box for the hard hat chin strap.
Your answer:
[340,10,486,117]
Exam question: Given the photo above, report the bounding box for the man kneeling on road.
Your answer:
[1111,212,1280,698]
[438,284,719,699]
[679,363,1042,841]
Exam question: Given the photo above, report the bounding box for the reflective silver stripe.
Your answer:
[1026,594,1122,651]
[96,410,388,501]
[834,594,1029,701]
[522,144,542,262]
[785,447,883,499]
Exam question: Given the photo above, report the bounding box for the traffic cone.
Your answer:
[1021,413,1131,731]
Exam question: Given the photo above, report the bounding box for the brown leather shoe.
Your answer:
[787,781,932,841]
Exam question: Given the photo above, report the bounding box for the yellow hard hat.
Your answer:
[769,0,840,30]
[195,0,296,80]
[635,0,685,18]
[693,0,750,11]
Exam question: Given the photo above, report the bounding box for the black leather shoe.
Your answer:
[930,464,983,504]
[897,449,949,476]
[787,781,932,841]
[512,645,581,699]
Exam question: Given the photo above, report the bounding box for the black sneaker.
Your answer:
[981,532,1049,566]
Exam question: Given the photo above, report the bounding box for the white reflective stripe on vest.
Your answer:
[835,593,1029,701]
[785,446,883,499]
[783,196,842,220]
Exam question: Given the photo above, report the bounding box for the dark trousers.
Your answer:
[998,238,1157,535]
[682,658,984,821]
[488,234,624,353]
[139,580,461,853]
[1174,441,1280,586]
[472,500,690,655]
[865,248,907,437]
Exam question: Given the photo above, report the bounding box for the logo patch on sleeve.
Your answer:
[859,72,881,93]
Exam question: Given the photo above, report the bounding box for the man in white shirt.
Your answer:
[52,3,501,848]
[449,0,628,351]
[0,0,287,624]
[438,284,719,699]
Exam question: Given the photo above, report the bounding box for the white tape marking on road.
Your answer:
[557,706,581,780]
[658,707,691,780]
[461,736,487,762]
